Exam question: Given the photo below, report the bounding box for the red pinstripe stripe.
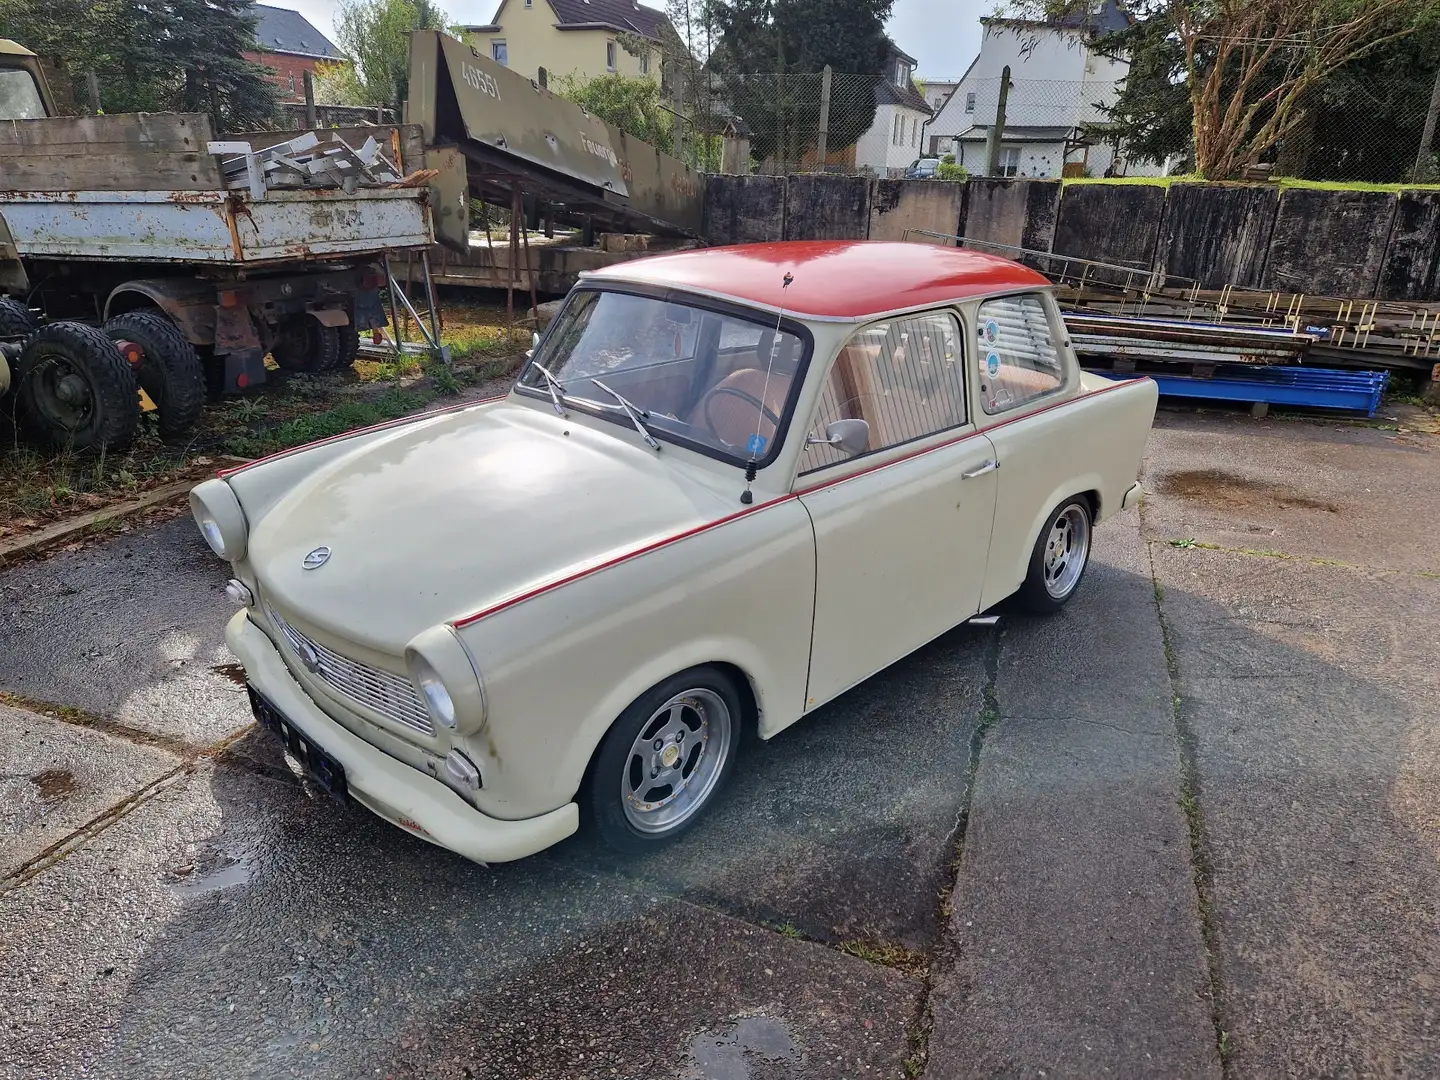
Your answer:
[449,377,1149,628]
[217,395,508,479]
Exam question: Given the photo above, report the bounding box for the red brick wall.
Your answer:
[243,51,332,103]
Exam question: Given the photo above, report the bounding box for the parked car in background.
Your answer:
[906,158,940,179]
[191,241,1158,865]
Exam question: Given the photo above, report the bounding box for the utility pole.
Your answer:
[303,70,317,129]
[815,64,833,171]
[984,65,1012,178]
[1415,65,1440,182]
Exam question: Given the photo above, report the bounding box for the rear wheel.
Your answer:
[271,316,339,373]
[0,297,39,341]
[103,310,206,441]
[335,326,361,371]
[587,666,743,854]
[1016,497,1093,614]
[15,322,139,450]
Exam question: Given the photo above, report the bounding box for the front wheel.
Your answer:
[15,322,139,451]
[587,666,743,854]
[1016,496,1093,614]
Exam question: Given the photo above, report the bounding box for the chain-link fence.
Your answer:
[698,70,1440,184]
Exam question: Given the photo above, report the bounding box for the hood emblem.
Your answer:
[302,546,331,570]
[296,640,321,673]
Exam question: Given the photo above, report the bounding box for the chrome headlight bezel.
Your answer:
[405,625,486,735]
[409,654,457,729]
[189,479,248,562]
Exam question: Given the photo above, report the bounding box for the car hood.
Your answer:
[246,401,735,652]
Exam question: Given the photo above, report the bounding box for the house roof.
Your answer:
[588,241,1049,322]
[250,4,343,60]
[879,43,932,114]
[982,0,1132,36]
[954,125,1075,142]
[468,0,671,40]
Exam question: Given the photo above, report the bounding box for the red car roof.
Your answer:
[587,241,1051,321]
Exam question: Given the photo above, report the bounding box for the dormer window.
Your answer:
[893,60,909,89]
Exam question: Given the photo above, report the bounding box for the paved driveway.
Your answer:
[1,408,1435,1078]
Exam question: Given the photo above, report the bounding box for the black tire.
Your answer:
[271,316,339,373]
[103,310,206,441]
[335,325,361,370]
[586,665,744,855]
[1015,496,1094,615]
[0,297,39,341]
[14,321,139,451]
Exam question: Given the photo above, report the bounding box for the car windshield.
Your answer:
[518,289,809,465]
[0,70,46,120]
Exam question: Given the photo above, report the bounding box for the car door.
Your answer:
[971,291,1086,610]
[796,309,999,711]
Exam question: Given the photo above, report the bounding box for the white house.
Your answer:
[925,0,1163,178]
[849,44,933,176]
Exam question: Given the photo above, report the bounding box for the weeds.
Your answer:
[838,938,929,976]
[222,388,433,458]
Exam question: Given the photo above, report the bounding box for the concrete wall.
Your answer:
[868,179,966,242]
[1052,183,1166,269]
[961,179,1061,253]
[784,175,870,241]
[702,175,787,247]
[1156,184,1278,289]
[1378,192,1440,302]
[1262,189,1397,297]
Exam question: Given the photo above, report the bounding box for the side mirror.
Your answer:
[807,417,869,456]
[527,330,539,359]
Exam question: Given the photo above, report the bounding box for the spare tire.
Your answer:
[104,310,207,441]
[15,321,139,450]
[271,316,339,373]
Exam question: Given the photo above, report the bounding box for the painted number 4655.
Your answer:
[462,61,500,101]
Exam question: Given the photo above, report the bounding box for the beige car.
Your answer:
[191,240,1158,863]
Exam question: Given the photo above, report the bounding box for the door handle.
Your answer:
[961,459,999,479]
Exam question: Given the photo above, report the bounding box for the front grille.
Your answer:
[266,605,435,738]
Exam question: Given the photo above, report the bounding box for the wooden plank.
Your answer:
[0,113,211,153]
[0,152,224,191]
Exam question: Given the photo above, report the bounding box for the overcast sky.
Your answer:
[281,0,986,80]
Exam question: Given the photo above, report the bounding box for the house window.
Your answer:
[965,92,976,113]
[492,40,508,65]
[975,295,1065,415]
[287,74,296,92]
[640,50,649,76]
[997,146,1020,176]
[607,40,617,71]
[893,114,902,145]
[912,118,918,146]
[525,0,532,5]
[894,62,908,89]
[802,311,967,473]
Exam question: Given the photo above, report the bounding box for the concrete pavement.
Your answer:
[0,406,1436,1077]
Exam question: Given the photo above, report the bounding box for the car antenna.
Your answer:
[741,270,794,505]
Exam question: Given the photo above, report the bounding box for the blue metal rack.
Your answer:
[1097,364,1390,416]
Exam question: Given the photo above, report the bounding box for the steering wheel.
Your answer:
[700,386,783,446]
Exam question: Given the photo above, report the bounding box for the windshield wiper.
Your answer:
[528,361,568,417]
[589,379,661,451]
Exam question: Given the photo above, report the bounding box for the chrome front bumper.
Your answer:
[226,610,578,864]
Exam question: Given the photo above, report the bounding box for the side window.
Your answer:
[802,311,966,473]
[975,294,1065,415]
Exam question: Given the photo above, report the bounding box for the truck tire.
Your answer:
[272,316,339,373]
[15,322,139,451]
[0,297,39,341]
[104,311,207,441]
[335,326,361,371]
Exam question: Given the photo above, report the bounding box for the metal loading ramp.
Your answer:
[406,30,704,253]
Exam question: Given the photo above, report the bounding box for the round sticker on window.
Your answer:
[983,318,1000,345]
[986,351,1002,378]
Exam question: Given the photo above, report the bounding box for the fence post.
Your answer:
[85,72,101,116]
[303,70,317,129]
[816,64,833,172]
[1416,66,1440,182]
[985,65,1011,177]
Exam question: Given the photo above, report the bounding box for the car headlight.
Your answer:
[405,625,486,735]
[409,655,457,729]
[189,479,248,562]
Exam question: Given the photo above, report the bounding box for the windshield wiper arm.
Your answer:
[529,361,568,417]
[589,378,661,451]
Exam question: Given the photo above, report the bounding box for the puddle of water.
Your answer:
[684,1015,799,1080]
[170,857,251,896]
[211,663,249,686]
[1154,468,1340,514]
[31,769,77,800]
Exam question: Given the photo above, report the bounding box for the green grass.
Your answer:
[221,388,435,459]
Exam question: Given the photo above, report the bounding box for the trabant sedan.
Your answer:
[191,241,1158,862]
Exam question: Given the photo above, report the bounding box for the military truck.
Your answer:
[0,39,435,450]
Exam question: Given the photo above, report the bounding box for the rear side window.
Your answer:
[975,294,1065,414]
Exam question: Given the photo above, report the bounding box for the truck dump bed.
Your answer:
[0,114,432,265]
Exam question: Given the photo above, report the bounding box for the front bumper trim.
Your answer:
[226,610,578,864]
[1121,481,1143,512]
